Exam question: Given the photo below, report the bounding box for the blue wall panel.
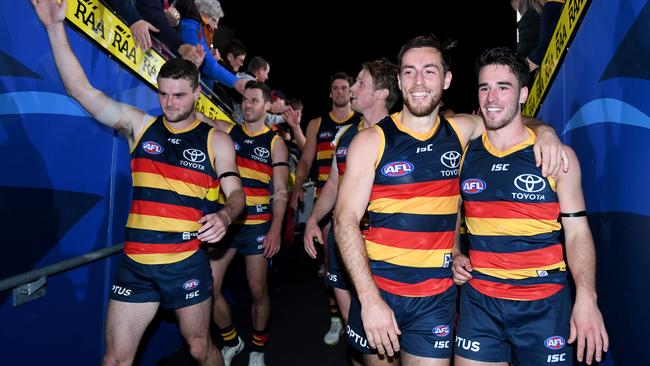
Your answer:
[537,1,650,364]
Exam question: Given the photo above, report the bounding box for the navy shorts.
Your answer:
[455,284,572,365]
[110,249,213,309]
[326,225,350,290]
[222,223,270,256]
[347,285,456,359]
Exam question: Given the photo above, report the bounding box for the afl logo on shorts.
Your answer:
[256,235,265,243]
[319,131,333,139]
[544,336,566,350]
[461,178,486,194]
[336,147,348,157]
[182,279,200,291]
[432,325,450,337]
[381,161,414,177]
[142,141,164,155]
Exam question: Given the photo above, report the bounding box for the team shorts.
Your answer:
[326,225,350,290]
[110,248,213,309]
[222,222,270,256]
[455,284,572,365]
[347,285,456,359]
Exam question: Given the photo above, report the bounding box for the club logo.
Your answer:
[381,161,414,177]
[142,141,164,155]
[462,178,487,194]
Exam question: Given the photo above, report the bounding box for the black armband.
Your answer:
[559,211,587,218]
[218,171,240,180]
[272,162,290,168]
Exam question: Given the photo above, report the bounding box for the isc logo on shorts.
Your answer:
[544,336,566,350]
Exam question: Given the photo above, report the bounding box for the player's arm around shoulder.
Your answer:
[555,145,609,365]
[449,113,484,147]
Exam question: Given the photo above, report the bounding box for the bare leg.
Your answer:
[176,297,223,366]
[245,254,270,330]
[103,300,159,366]
[401,351,450,366]
[333,287,352,324]
[210,247,238,328]
[454,355,508,366]
[364,353,400,366]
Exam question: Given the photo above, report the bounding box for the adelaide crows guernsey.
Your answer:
[460,128,566,301]
[125,117,219,265]
[366,113,464,297]
[228,124,279,225]
[315,111,361,196]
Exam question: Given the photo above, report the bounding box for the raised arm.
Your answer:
[263,137,289,258]
[290,117,320,209]
[197,129,244,243]
[283,107,306,149]
[32,0,145,143]
[334,128,400,357]
[555,146,608,365]
[304,158,339,258]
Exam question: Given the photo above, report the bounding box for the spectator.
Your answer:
[284,98,306,149]
[221,39,247,73]
[512,0,541,57]
[527,0,565,71]
[237,56,271,83]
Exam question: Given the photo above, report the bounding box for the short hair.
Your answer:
[158,58,200,89]
[244,80,271,102]
[329,72,353,89]
[397,35,453,73]
[362,59,400,109]
[248,56,269,74]
[476,47,530,88]
[289,98,303,111]
[222,39,246,58]
[194,0,224,20]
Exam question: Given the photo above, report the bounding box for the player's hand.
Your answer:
[290,186,304,210]
[569,294,609,365]
[32,0,66,29]
[263,229,281,258]
[452,253,473,285]
[361,297,401,357]
[533,125,569,177]
[197,211,230,243]
[303,218,323,259]
[130,19,159,50]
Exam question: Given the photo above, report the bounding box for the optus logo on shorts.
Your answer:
[432,324,450,337]
[142,141,164,155]
[544,336,566,350]
[183,279,200,291]
[381,161,414,177]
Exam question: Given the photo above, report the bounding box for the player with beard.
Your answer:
[291,72,363,345]
[32,1,245,365]
[452,47,607,366]
[303,60,399,359]
[201,81,289,366]
[334,36,568,365]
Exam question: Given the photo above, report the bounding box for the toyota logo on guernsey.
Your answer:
[182,279,200,291]
[544,336,566,350]
[183,148,206,163]
[254,147,270,158]
[514,174,546,193]
[381,161,414,177]
[142,141,164,155]
[462,178,487,194]
[440,151,461,169]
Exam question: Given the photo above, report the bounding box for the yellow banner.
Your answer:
[65,0,232,122]
[523,0,591,116]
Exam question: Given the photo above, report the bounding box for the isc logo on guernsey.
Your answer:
[461,178,486,194]
[381,161,414,177]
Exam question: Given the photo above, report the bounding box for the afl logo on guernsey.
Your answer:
[336,147,348,157]
[432,325,450,337]
[233,142,241,151]
[319,131,333,139]
[544,336,566,350]
[514,174,546,193]
[142,141,164,155]
[462,178,486,194]
[182,279,200,291]
[381,161,414,177]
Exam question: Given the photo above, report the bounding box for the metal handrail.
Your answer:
[0,243,123,293]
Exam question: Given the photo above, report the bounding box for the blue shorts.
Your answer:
[347,285,456,358]
[326,225,350,290]
[110,249,213,309]
[222,223,270,256]
[455,284,572,365]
